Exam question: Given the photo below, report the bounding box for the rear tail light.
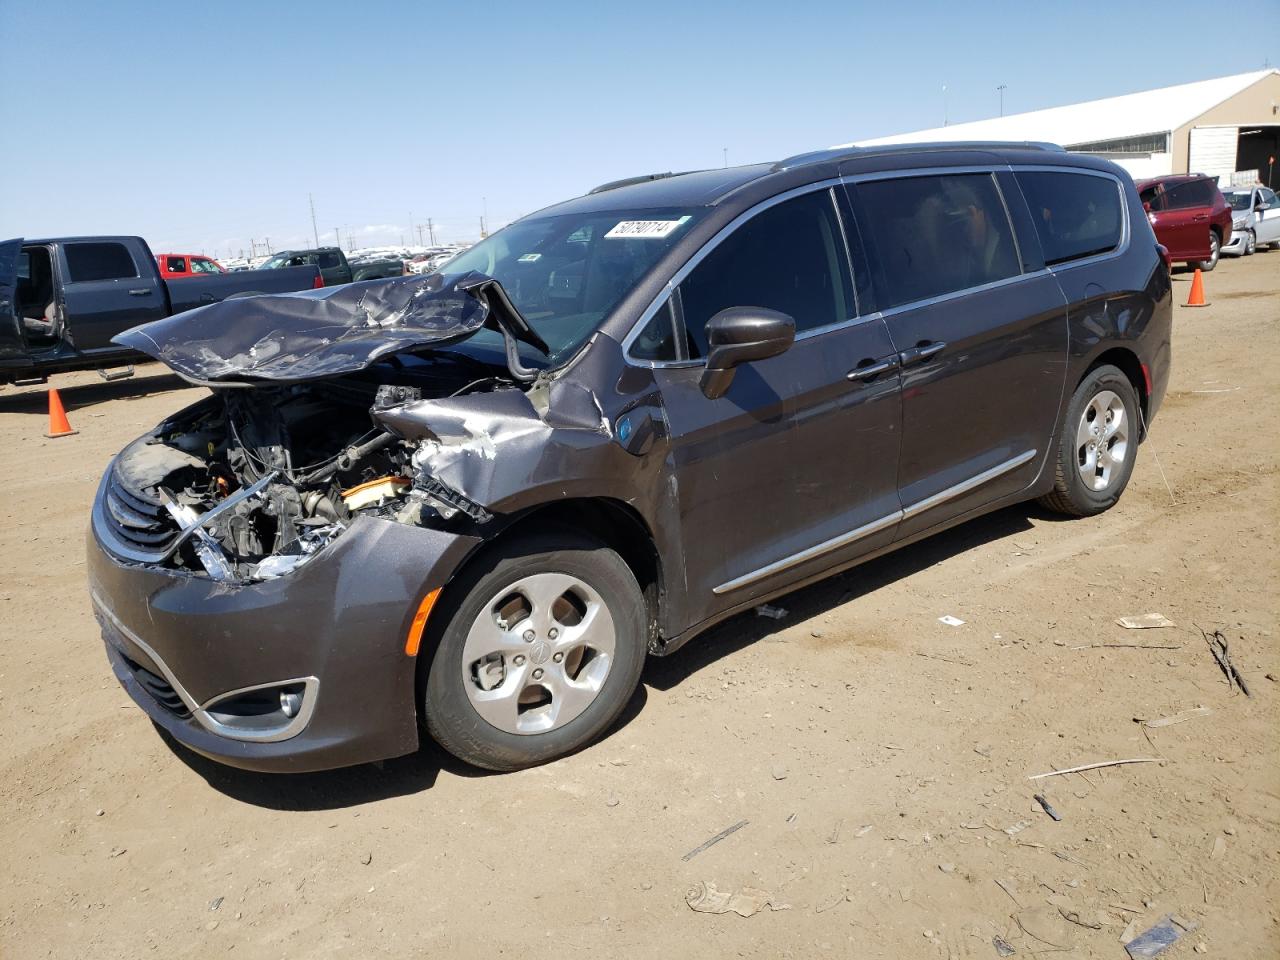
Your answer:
[1155,244,1171,270]
[312,274,325,289]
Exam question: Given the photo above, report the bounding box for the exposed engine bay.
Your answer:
[107,361,510,582]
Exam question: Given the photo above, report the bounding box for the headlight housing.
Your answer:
[1232,217,1248,230]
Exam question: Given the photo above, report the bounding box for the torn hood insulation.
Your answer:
[113,271,548,385]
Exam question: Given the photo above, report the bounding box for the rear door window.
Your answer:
[1015,171,1124,265]
[64,242,138,282]
[1163,178,1216,209]
[678,189,855,358]
[854,173,1021,310]
[165,256,186,273]
[318,251,342,269]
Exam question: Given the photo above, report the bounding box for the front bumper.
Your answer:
[87,470,479,773]
[1222,228,1250,255]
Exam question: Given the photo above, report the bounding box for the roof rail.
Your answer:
[772,141,1066,172]
[587,170,701,195]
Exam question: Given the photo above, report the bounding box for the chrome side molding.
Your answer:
[713,449,1037,594]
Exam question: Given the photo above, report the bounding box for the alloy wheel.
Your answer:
[1076,390,1129,491]
[461,573,616,735]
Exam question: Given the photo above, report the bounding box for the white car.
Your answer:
[1222,185,1280,256]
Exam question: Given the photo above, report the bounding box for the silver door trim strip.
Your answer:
[712,510,902,595]
[712,448,1037,595]
[900,449,1037,520]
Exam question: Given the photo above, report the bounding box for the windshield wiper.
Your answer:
[455,274,550,382]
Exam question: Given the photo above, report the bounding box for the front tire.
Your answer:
[1244,230,1256,256]
[1196,230,1221,271]
[423,533,646,771]
[1038,365,1139,517]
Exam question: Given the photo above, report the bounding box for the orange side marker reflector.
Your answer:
[404,588,442,656]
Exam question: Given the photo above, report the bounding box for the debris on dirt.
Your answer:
[1210,836,1226,860]
[1004,819,1032,836]
[1028,757,1162,780]
[361,852,372,866]
[827,819,844,844]
[1058,906,1102,929]
[754,604,788,620]
[681,820,749,862]
[1201,627,1251,696]
[605,794,620,807]
[916,651,974,666]
[770,764,788,781]
[814,889,848,914]
[854,824,873,838]
[937,615,965,627]
[108,847,126,858]
[685,881,789,917]
[1077,642,1183,650]
[209,897,224,912]
[1014,905,1074,949]
[1139,706,1212,728]
[992,936,1016,956]
[1123,914,1189,958]
[974,743,993,758]
[1116,613,1176,629]
[994,877,1022,906]
[1053,850,1087,866]
[1120,918,1140,943]
[1034,794,1063,821]
[94,809,104,817]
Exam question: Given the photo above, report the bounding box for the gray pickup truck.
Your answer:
[0,235,322,384]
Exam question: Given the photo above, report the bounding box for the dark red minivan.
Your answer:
[1136,175,1233,271]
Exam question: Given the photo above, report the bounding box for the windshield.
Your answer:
[1225,192,1252,211]
[442,207,702,364]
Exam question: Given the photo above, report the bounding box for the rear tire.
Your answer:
[1038,365,1139,517]
[423,532,646,771]
[1196,231,1220,271]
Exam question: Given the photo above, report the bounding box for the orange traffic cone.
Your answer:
[44,388,78,439]
[1182,268,1209,308]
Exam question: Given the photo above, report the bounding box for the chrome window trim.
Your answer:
[1006,165,1132,274]
[621,177,862,368]
[92,590,320,744]
[623,162,1132,367]
[713,449,1037,594]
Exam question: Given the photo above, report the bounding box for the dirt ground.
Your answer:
[1,253,1276,960]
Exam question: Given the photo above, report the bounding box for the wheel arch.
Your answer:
[417,496,664,664]
[1081,347,1148,437]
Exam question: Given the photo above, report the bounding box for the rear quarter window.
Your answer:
[1015,171,1124,266]
[65,242,138,282]
[1164,178,1217,209]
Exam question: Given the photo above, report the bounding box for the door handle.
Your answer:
[128,288,153,296]
[847,354,901,381]
[899,341,946,367]
[1192,214,1208,221]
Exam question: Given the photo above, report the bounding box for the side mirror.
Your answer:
[698,307,795,399]
[1258,201,1271,211]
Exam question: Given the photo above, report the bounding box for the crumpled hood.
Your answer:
[113,271,501,385]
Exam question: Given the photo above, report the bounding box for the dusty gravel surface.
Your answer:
[1,254,1277,959]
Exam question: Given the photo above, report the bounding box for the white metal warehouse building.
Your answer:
[843,70,1280,185]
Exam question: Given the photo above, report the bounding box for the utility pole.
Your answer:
[723,147,728,168]
[427,218,436,245]
[942,83,948,126]
[997,84,1007,117]
[335,226,341,247]
[309,193,320,248]
[479,216,487,239]
[265,237,272,254]
[416,223,426,245]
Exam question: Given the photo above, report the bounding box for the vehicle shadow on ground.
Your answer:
[643,504,1037,691]
[0,368,192,416]
[158,683,652,810]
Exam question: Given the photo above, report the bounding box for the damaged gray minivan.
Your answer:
[88,143,1172,772]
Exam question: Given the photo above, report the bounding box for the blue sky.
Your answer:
[2,1,1274,259]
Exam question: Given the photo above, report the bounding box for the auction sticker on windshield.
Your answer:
[605,216,691,239]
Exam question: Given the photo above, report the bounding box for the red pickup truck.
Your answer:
[156,253,226,279]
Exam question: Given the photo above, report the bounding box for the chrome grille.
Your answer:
[101,464,181,553]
